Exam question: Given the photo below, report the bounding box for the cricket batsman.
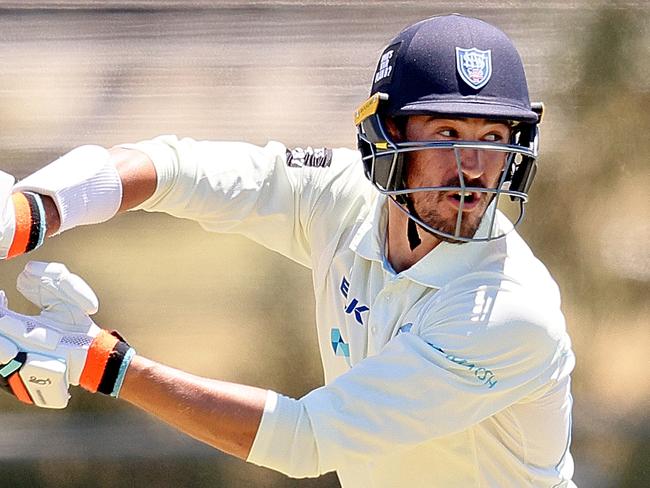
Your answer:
[0,14,576,487]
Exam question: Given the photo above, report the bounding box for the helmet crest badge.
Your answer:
[455,47,492,89]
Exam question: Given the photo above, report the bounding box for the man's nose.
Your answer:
[458,149,485,180]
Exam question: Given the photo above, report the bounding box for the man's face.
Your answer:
[401,115,511,242]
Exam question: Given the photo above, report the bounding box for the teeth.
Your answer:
[452,191,476,202]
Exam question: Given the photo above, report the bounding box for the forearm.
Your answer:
[119,354,267,460]
[110,146,157,212]
[39,146,155,236]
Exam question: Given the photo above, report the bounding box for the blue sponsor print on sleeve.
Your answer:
[428,343,498,389]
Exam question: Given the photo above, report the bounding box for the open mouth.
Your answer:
[447,191,481,210]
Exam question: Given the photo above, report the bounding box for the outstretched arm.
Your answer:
[8,138,320,266]
[41,146,156,236]
[120,355,267,460]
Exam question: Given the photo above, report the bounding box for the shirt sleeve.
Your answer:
[247,279,574,477]
[120,136,364,268]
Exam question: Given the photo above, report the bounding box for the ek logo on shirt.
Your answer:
[340,276,369,326]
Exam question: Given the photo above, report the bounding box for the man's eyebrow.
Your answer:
[426,116,511,126]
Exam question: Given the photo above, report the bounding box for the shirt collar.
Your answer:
[349,193,388,264]
[349,196,504,289]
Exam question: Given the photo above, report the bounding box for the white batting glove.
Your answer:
[17,261,99,330]
[0,262,135,409]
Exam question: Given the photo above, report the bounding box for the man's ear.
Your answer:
[384,116,405,142]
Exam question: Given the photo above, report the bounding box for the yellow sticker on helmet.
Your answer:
[354,92,388,126]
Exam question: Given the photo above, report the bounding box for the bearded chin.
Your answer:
[413,192,485,244]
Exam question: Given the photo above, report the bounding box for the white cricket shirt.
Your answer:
[123,136,576,487]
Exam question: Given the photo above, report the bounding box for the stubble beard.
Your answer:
[410,190,488,244]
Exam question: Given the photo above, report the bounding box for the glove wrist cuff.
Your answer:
[79,330,135,397]
[13,145,123,234]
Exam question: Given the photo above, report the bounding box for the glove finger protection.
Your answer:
[17,261,99,328]
[0,262,135,409]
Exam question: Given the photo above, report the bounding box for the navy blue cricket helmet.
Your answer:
[355,14,544,244]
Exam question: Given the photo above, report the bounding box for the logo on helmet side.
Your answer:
[372,42,401,89]
[375,50,394,83]
[455,47,492,89]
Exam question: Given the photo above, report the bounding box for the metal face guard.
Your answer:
[359,140,534,242]
[355,93,541,243]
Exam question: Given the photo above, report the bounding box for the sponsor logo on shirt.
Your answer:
[285,147,332,168]
[331,328,351,367]
[340,276,369,326]
[429,344,498,389]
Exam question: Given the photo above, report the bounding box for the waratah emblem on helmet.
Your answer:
[455,47,493,89]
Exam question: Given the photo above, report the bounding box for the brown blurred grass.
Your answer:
[0,2,648,486]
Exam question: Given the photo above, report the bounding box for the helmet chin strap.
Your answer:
[396,162,423,251]
[404,197,422,251]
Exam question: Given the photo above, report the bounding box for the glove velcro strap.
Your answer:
[80,330,134,395]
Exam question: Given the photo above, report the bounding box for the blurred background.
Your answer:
[0,1,647,486]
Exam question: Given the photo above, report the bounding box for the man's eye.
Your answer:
[484,133,504,142]
[438,129,457,138]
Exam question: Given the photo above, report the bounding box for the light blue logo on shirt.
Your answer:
[331,328,351,367]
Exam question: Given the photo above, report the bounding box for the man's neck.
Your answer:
[386,200,442,273]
